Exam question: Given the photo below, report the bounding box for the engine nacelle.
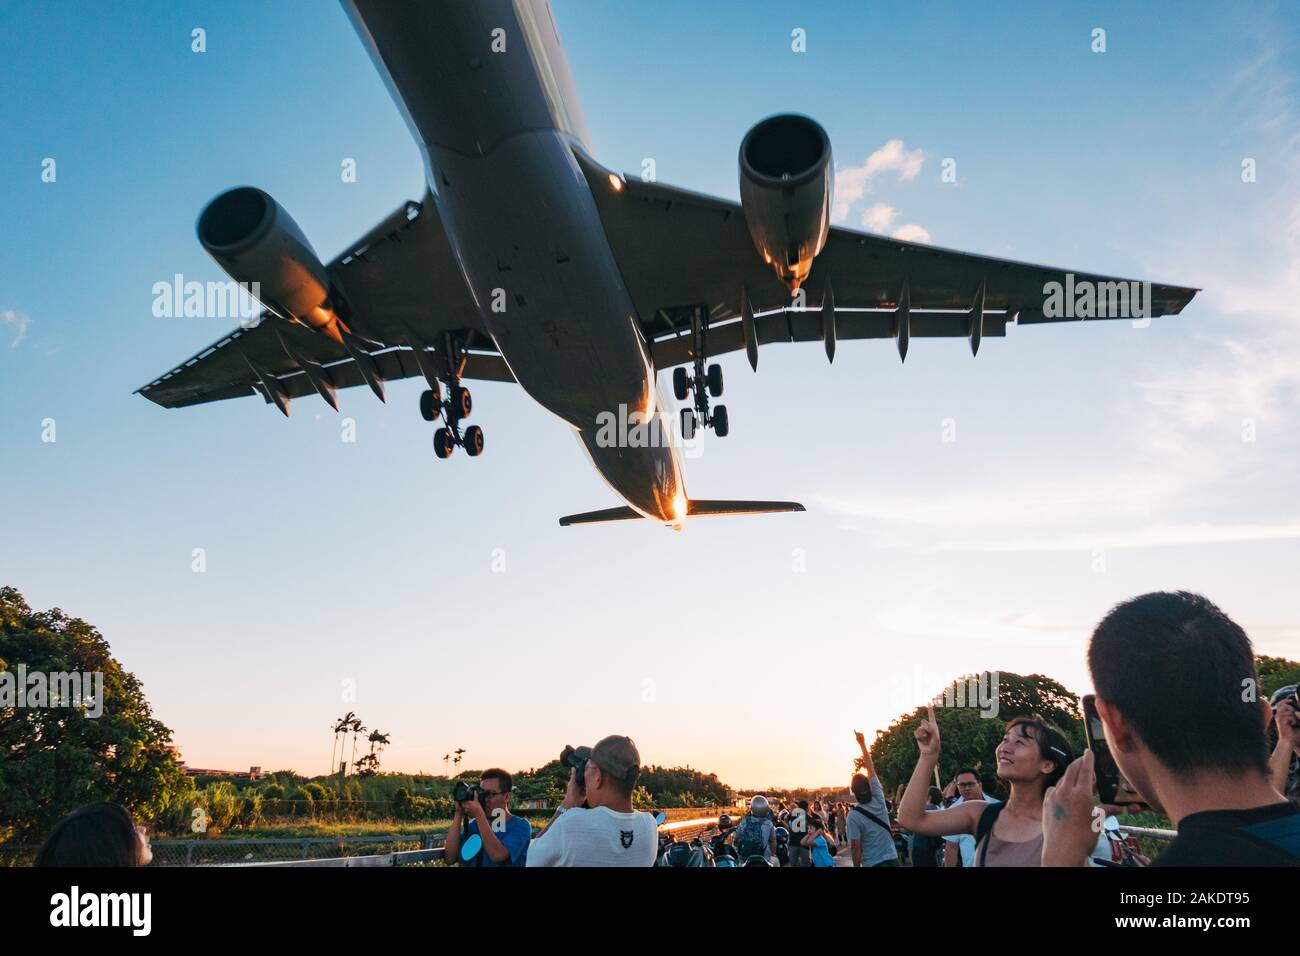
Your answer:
[738,114,833,293]
[197,186,347,342]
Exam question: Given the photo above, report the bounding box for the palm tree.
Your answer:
[331,712,355,775]
[443,753,451,776]
[363,729,391,775]
[348,718,368,776]
[453,747,466,776]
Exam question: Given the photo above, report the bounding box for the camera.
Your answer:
[453,780,486,805]
[560,745,592,787]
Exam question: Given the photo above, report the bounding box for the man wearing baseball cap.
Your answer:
[527,734,658,867]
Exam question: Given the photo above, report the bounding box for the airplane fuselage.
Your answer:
[346,0,686,524]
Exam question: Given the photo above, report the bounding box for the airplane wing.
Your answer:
[572,150,1198,370]
[136,191,513,413]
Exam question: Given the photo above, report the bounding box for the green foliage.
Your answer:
[1257,656,1300,699]
[302,782,333,803]
[636,766,729,807]
[0,586,193,846]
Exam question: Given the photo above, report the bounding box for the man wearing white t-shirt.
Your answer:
[527,735,658,867]
[942,768,1000,867]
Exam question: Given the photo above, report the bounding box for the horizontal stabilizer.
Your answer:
[558,499,805,527]
[686,499,805,517]
[558,506,644,527]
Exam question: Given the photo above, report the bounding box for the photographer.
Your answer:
[1042,591,1300,866]
[443,769,532,867]
[527,735,658,867]
[1268,684,1300,810]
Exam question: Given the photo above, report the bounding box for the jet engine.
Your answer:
[738,114,833,292]
[197,186,348,343]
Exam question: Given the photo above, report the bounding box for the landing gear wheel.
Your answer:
[681,408,697,440]
[419,387,441,422]
[672,367,690,402]
[453,386,472,419]
[706,364,723,397]
[434,428,455,458]
[463,425,484,457]
[712,405,729,437]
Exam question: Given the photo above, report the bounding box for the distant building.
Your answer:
[182,765,265,781]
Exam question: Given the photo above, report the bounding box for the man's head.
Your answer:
[954,767,984,801]
[1088,591,1272,807]
[580,735,642,809]
[478,768,513,816]
[749,794,770,817]
[850,773,872,804]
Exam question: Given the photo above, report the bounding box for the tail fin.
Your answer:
[558,500,805,527]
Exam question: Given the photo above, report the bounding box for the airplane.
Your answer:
[136,0,1198,530]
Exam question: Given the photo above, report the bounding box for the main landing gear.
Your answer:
[673,305,729,439]
[420,334,483,459]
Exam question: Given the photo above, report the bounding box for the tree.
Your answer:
[1257,656,1300,699]
[0,586,193,845]
[347,718,367,776]
[356,729,391,778]
[637,766,730,807]
[330,712,355,775]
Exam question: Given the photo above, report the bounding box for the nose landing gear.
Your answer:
[674,306,729,439]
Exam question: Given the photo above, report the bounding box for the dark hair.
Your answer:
[1004,716,1074,792]
[480,768,513,793]
[954,767,980,784]
[927,786,943,804]
[1089,591,1269,776]
[850,773,871,801]
[980,772,1001,799]
[35,803,144,867]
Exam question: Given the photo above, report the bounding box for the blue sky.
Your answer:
[2,0,1298,788]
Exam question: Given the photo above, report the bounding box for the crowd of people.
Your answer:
[31,591,1300,868]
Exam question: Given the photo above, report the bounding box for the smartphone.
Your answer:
[1081,694,1148,811]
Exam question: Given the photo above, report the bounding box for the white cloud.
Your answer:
[860,202,897,232]
[891,223,931,244]
[1,309,31,347]
[832,139,924,221]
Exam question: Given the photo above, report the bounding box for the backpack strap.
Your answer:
[852,804,892,835]
[974,801,1005,868]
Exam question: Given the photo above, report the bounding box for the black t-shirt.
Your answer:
[1153,802,1300,867]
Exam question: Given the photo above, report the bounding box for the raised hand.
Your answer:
[1042,750,1100,867]
[914,704,941,757]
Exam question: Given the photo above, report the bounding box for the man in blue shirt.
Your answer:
[443,768,532,867]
